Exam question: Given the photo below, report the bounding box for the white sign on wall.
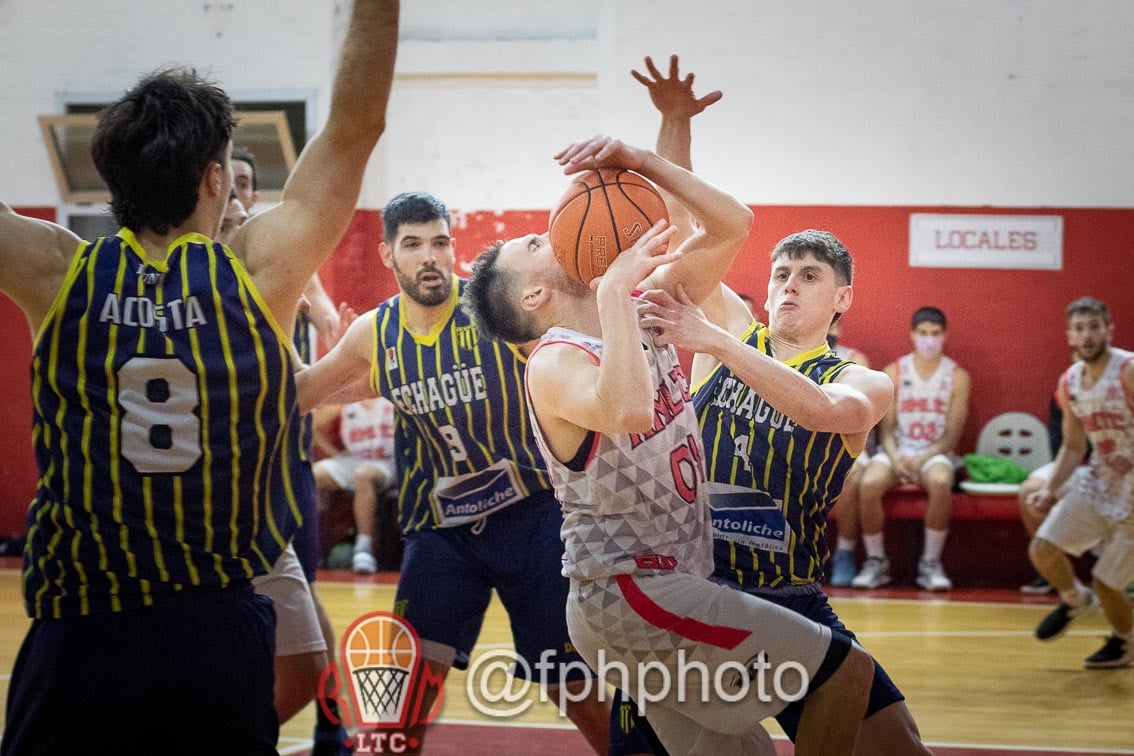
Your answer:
[908,214,1063,270]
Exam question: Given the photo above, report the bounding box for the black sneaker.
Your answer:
[1019,574,1055,595]
[1084,634,1134,669]
[311,724,354,756]
[1035,590,1099,641]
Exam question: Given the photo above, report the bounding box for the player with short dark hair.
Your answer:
[297,189,611,755]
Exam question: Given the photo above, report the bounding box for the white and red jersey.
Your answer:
[527,323,714,582]
[1061,348,1134,519]
[893,353,958,456]
[340,398,395,461]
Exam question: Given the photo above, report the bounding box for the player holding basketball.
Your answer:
[296,190,610,755]
[1027,297,1134,669]
[463,134,874,756]
[613,55,931,756]
[0,1,398,752]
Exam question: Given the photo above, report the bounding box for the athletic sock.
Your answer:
[354,534,373,555]
[1059,581,1088,607]
[836,537,856,552]
[863,532,885,560]
[922,527,948,562]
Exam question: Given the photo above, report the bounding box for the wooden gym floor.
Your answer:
[0,564,1131,755]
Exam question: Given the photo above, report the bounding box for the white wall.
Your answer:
[3,0,1133,210]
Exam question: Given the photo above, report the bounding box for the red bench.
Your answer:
[881,487,1021,520]
[831,486,1035,587]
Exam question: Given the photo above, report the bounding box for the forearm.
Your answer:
[654,118,696,246]
[637,152,750,246]
[710,333,871,433]
[595,291,654,429]
[1045,445,1086,496]
[325,0,399,141]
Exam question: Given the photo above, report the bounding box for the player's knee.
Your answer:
[839,644,874,692]
[859,469,890,496]
[922,466,953,491]
[313,465,338,491]
[1029,536,1060,566]
[1017,476,1044,507]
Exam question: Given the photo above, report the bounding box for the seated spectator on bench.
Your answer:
[849,307,971,590]
[313,398,397,574]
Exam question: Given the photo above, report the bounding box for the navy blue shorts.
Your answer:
[764,589,904,741]
[293,458,320,583]
[394,490,588,682]
[1,586,278,755]
[608,587,904,755]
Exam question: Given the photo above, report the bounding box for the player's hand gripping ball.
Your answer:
[548,168,669,284]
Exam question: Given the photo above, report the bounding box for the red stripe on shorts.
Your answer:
[615,573,751,650]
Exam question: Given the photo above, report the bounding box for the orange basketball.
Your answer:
[548,168,670,284]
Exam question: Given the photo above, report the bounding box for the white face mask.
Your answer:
[914,334,944,359]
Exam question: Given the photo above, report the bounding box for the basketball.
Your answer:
[548,168,670,284]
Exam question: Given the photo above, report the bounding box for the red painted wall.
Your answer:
[0,207,54,536]
[1,204,1130,536]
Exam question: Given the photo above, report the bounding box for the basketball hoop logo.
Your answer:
[319,611,444,748]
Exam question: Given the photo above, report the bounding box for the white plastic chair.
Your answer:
[959,412,1052,496]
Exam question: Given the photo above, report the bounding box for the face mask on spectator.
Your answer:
[914,334,944,359]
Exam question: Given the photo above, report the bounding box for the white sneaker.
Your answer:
[851,556,891,589]
[352,550,377,574]
[916,558,953,591]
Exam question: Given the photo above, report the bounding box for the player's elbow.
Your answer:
[721,203,755,245]
[611,407,656,435]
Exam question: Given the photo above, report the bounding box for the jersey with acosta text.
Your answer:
[25,229,303,618]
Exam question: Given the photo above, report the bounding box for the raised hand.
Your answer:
[594,219,679,293]
[554,135,648,175]
[631,55,723,120]
[638,285,723,353]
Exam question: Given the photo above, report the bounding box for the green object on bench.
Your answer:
[963,453,1029,484]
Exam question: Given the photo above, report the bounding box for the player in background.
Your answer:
[296,190,610,755]
[1027,297,1134,669]
[232,144,360,750]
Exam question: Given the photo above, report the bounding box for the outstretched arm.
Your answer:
[296,311,378,415]
[641,286,891,448]
[0,202,81,331]
[632,54,722,248]
[557,137,752,306]
[237,0,399,321]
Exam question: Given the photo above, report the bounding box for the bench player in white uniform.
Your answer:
[1027,297,1134,668]
[851,307,971,590]
[464,135,873,756]
[313,398,396,573]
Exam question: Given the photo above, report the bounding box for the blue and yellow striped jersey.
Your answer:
[369,279,551,532]
[292,309,315,465]
[692,322,856,588]
[24,229,303,618]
